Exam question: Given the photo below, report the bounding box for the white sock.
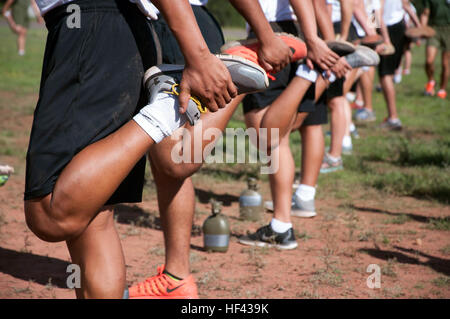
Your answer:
[349,123,356,132]
[342,135,352,148]
[322,71,336,83]
[270,218,293,233]
[327,153,341,162]
[295,64,318,82]
[133,92,186,143]
[294,184,316,202]
[18,50,25,56]
[355,100,364,108]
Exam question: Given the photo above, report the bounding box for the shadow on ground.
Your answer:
[359,246,450,276]
[0,247,70,288]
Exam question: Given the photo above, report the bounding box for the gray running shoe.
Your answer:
[326,40,356,56]
[355,108,376,122]
[292,194,317,218]
[345,45,380,68]
[380,118,403,131]
[239,224,298,250]
[143,54,269,125]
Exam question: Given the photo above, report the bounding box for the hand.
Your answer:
[331,57,352,78]
[258,35,292,74]
[306,37,339,71]
[179,53,237,113]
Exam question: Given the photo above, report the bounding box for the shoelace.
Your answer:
[163,83,208,114]
[138,267,170,296]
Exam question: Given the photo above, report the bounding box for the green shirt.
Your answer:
[423,0,450,26]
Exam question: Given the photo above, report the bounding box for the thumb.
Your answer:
[178,84,190,114]
[258,57,273,73]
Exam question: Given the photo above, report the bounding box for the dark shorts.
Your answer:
[243,20,315,114]
[302,83,328,126]
[378,21,407,76]
[24,0,158,204]
[333,21,360,42]
[152,5,224,64]
[12,0,30,28]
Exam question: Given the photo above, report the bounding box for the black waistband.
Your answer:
[44,0,135,29]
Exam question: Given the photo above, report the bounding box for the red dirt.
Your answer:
[1,92,449,299]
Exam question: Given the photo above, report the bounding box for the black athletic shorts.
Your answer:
[302,83,328,126]
[378,21,407,76]
[152,5,224,64]
[243,20,316,114]
[24,0,158,204]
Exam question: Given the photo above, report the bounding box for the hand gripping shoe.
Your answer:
[143,54,269,126]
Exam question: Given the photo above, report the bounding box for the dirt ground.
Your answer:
[0,92,449,299]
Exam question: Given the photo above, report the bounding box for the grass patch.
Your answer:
[431,276,450,287]
[427,217,450,231]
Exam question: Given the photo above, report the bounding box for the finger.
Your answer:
[259,58,274,73]
[306,59,315,70]
[226,74,238,99]
[178,84,190,114]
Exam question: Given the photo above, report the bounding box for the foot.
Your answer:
[239,224,298,250]
[354,108,376,122]
[345,45,380,68]
[436,89,447,99]
[320,153,343,174]
[292,194,317,218]
[326,40,356,56]
[134,54,269,142]
[128,265,199,299]
[380,118,402,131]
[360,34,384,49]
[221,32,308,65]
[424,80,435,96]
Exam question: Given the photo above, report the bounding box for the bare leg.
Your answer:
[66,207,126,299]
[380,75,398,120]
[299,124,324,187]
[360,68,375,111]
[440,50,450,91]
[17,26,26,54]
[328,96,346,158]
[25,121,155,242]
[149,159,195,279]
[425,45,438,82]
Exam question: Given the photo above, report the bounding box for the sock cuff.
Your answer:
[270,218,292,233]
[295,64,318,82]
[133,113,165,143]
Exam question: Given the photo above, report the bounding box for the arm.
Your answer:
[402,0,421,27]
[229,0,291,73]
[352,0,377,36]
[339,0,354,41]
[290,0,341,72]
[315,0,336,41]
[152,0,237,112]
[2,0,15,15]
[30,0,44,23]
[379,0,392,45]
[421,7,430,26]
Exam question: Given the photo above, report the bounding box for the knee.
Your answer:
[159,162,203,180]
[24,203,83,242]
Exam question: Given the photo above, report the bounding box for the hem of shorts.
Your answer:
[24,184,54,201]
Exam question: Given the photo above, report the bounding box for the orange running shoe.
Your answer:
[437,89,447,99]
[221,32,307,79]
[424,80,435,96]
[128,265,199,299]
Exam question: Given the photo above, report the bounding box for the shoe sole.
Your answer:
[346,46,380,68]
[220,32,307,62]
[320,166,343,174]
[238,238,298,250]
[143,54,269,94]
[326,40,356,56]
[291,210,317,218]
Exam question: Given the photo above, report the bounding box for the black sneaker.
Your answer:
[238,224,298,250]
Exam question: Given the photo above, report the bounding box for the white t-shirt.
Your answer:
[257,0,296,22]
[353,0,381,37]
[147,0,208,16]
[327,0,342,23]
[35,0,74,15]
[382,0,405,26]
